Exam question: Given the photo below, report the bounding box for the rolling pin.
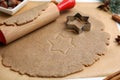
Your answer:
[0,0,76,44]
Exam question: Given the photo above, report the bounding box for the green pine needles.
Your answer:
[109,0,120,14]
[98,0,120,14]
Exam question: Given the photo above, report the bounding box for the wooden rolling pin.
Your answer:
[0,0,76,44]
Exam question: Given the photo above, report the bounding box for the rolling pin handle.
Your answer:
[57,0,76,12]
[0,30,6,44]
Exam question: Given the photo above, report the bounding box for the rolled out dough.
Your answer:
[0,7,110,77]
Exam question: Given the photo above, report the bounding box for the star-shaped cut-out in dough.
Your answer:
[48,35,74,54]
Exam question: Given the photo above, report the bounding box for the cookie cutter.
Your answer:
[66,13,91,34]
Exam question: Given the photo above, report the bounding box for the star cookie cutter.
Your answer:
[66,13,91,34]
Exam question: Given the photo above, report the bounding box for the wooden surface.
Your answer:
[0,1,120,80]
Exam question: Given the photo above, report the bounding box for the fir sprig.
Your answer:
[98,0,120,14]
[109,0,120,14]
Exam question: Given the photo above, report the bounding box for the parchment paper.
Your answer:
[0,2,119,80]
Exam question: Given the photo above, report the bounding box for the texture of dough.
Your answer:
[0,3,47,26]
[0,11,110,77]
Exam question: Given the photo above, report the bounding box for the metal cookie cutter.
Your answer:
[66,13,91,34]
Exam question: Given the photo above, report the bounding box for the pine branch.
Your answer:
[98,0,120,14]
[109,0,120,14]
